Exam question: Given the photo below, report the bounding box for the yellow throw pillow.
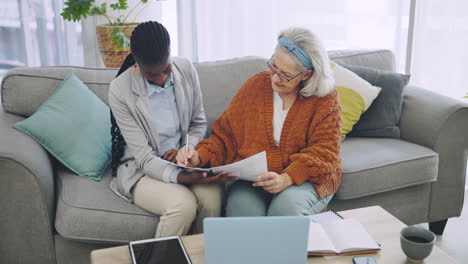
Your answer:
[330,61,381,139]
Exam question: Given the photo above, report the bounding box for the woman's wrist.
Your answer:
[282,173,294,187]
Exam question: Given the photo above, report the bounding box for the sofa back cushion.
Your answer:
[341,64,410,138]
[194,57,268,135]
[1,66,117,117]
[329,49,395,71]
[1,49,395,134]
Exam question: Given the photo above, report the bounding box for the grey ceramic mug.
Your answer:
[400,226,436,263]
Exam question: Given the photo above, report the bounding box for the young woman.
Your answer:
[108,21,237,238]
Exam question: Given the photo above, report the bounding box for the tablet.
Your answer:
[129,236,192,264]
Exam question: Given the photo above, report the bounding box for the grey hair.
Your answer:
[275,27,335,97]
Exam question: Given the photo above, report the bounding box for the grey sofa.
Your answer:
[1,50,467,264]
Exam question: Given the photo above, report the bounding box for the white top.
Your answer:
[273,91,290,146]
[144,74,182,183]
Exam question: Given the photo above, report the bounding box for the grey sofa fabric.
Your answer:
[400,85,468,222]
[330,183,432,225]
[195,56,268,134]
[1,66,117,117]
[329,49,395,71]
[54,234,116,264]
[0,109,56,264]
[0,160,56,264]
[55,164,157,243]
[0,110,55,217]
[1,49,467,264]
[338,138,438,199]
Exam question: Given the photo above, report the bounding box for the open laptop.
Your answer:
[204,216,309,264]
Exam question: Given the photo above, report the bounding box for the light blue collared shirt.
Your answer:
[146,74,182,183]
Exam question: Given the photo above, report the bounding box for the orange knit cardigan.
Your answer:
[196,71,342,198]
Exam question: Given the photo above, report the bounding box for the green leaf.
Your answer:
[110,28,130,51]
[61,0,94,22]
[140,0,149,3]
[111,0,128,10]
[114,18,125,26]
[89,3,107,16]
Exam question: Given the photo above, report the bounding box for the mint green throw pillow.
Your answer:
[14,73,111,180]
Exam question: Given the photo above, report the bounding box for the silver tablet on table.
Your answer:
[129,236,191,264]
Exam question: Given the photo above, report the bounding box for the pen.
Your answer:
[185,133,189,166]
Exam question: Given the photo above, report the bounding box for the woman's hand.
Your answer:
[162,149,178,163]
[253,172,293,194]
[176,146,200,167]
[177,170,239,185]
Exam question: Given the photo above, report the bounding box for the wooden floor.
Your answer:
[417,187,468,264]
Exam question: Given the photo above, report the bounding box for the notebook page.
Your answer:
[307,222,338,253]
[309,211,342,224]
[322,219,380,253]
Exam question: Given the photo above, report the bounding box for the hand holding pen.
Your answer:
[184,134,189,166]
[176,137,201,167]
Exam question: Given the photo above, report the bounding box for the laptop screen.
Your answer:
[204,216,309,264]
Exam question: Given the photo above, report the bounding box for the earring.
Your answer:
[133,64,138,75]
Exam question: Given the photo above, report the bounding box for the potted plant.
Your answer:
[61,0,152,67]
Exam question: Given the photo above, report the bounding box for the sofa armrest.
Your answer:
[0,109,56,264]
[400,85,468,222]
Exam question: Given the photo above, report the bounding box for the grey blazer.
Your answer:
[108,56,207,202]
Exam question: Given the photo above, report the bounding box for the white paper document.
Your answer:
[159,151,268,182]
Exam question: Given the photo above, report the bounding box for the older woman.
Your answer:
[177,27,342,216]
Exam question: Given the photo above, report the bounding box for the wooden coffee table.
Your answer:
[90,206,456,264]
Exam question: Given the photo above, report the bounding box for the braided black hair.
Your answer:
[111,21,171,177]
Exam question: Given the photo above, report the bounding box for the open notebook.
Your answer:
[307,218,381,256]
[309,210,343,223]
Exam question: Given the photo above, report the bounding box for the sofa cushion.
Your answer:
[55,164,158,243]
[342,64,410,138]
[331,61,381,139]
[1,66,116,117]
[13,73,111,180]
[195,56,268,135]
[329,49,395,72]
[337,137,438,199]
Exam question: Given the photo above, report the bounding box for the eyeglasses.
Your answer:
[267,58,306,82]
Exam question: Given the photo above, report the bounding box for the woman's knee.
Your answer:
[164,187,198,220]
[226,181,268,216]
[267,185,332,216]
[267,192,307,216]
[173,190,197,220]
[190,184,223,215]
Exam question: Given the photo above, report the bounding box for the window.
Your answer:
[194,0,410,72]
[0,0,83,78]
